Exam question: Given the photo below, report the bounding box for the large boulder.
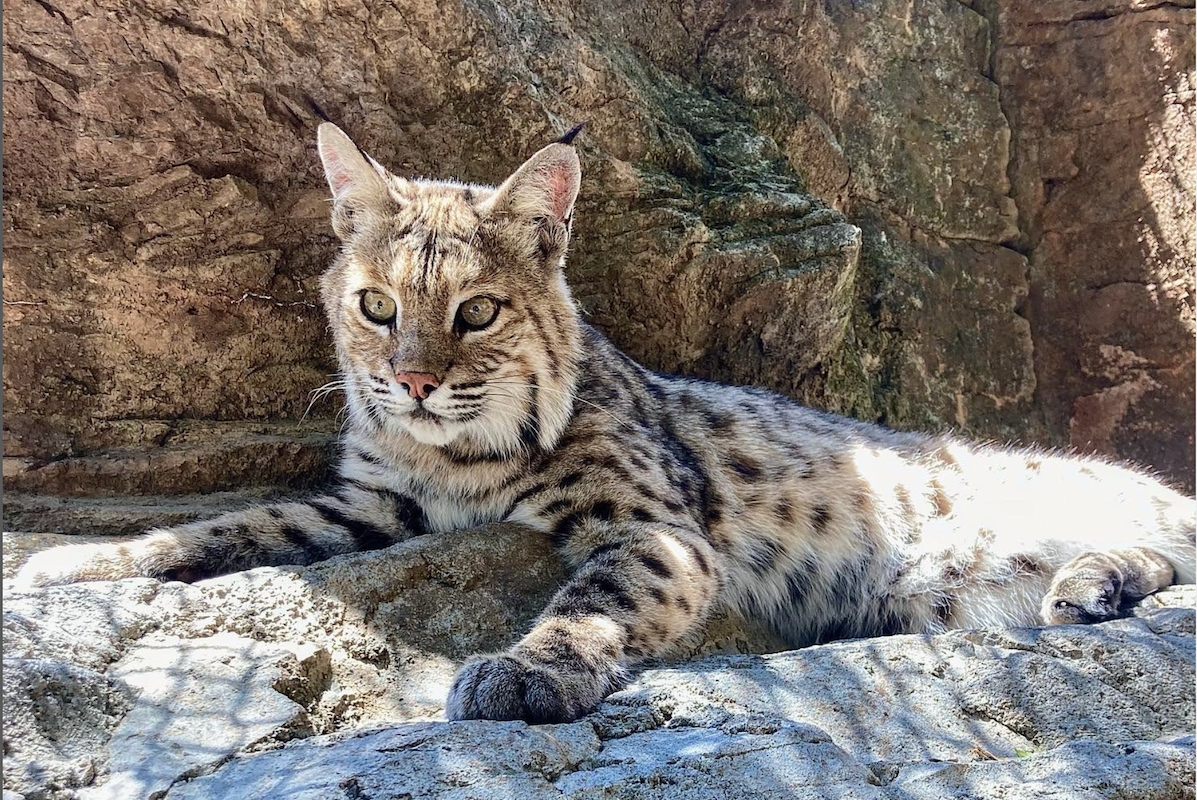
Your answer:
[2,530,1194,799]
[4,0,1192,501]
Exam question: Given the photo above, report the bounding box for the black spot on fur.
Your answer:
[630,507,656,523]
[558,471,584,489]
[643,378,668,401]
[728,452,763,481]
[310,500,393,551]
[637,553,672,579]
[747,538,785,577]
[355,448,386,466]
[510,481,549,508]
[705,411,735,435]
[553,587,609,618]
[685,541,711,575]
[550,501,614,546]
[518,375,543,450]
[774,499,795,524]
[279,525,326,564]
[549,511,585,547]
[785,564,815,606]
[588,575,638,612]
[587,542,623,561]
[445,444,519,466]
[543,498,573,516]
[554,428,599,451]
[811,505,832,534]
[392,493,430,537]
[346,481,430,537]
[590,500,616,521]
[581,454,618,470]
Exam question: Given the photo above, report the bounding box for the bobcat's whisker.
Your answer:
[482,378,636,431]
[304,379,352,420]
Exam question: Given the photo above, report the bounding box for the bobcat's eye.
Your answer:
[457,296,499,330]
[360,290,397,325]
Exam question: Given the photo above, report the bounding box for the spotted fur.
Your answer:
[15,123,1196,725]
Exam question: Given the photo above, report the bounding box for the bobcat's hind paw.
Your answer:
[446,653,600,724]
[9,542,140,590]
[1041,564,1123,625]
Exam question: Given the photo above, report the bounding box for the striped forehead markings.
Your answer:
[392,223,482,293]
[419,228,439,291]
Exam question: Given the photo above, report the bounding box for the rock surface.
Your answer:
[3,0,1193,497]
[3,529,1194,799]
[983,0,1197,484]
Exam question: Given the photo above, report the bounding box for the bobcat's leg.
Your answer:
[446,521,720,723]
[11,482,428,588]
[1041,548,1175,625]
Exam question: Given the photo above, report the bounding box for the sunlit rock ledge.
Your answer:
[3,528,1193,800]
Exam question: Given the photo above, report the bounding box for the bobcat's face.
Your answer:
[317,124,582,453]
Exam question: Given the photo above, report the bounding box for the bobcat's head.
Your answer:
[316,123,583,457]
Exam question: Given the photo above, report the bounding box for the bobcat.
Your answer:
[14,123,1196,724]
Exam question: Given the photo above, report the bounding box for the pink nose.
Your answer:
[395,371,441,400]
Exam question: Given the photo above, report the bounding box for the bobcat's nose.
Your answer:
[395,372,441,400]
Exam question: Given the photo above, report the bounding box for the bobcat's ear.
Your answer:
[316,122,391,238]
[483,142,581,264]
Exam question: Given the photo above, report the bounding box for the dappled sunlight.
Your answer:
[1136,35,1195,328]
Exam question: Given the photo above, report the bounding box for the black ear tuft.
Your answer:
[306,96,333,124]
[556,122,586,146]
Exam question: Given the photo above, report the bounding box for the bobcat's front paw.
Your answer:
[446,654,599,724]
[10,542,140,589]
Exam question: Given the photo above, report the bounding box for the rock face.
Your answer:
[3,0,1193,503]
[982,0,1196,487]
[3,531,1194,799]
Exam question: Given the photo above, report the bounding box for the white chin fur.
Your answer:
[400,416,464,447]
